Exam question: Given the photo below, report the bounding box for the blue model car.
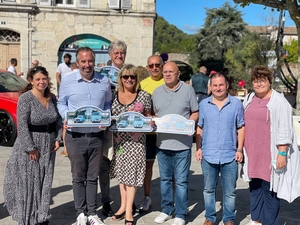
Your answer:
[90,112,102,123]
[133,117,144,128]
[117,120,129,128]
[74,115,86,123]
[175,123,186,130]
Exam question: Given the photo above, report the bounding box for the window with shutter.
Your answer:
[121,0,131,9]
[108,0,119,9]
[78,0,90,8]
[2,0,16,2]
[39,0,51,6]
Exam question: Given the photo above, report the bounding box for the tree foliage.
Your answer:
[190,1,248,71]
[284,39,298,63]
[154,16,196,54]
[225,32,275,91]
[233,0,300,110]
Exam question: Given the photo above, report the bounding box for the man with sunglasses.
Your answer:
[138,55,165,213]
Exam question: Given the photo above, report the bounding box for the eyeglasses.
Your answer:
[112,51,126,56]
[148,63,161,69]
[163,70,177,75]
[252,80,267,85]
[121,75,136,80]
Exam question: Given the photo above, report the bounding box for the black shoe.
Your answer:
[132,204,136,216]
[102,202,114,217]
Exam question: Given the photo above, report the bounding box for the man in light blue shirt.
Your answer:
[58,47,111,225]
[195,72,244,225]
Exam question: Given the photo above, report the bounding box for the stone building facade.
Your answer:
[0,0,156,93]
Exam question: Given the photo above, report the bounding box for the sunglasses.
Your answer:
[148,63,161,69]
[121,75,136,80]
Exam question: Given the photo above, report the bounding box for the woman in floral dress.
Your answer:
[3,66,62,225]
[110,64,152,225]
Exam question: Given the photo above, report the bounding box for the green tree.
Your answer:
[225,32,275,91]
[154,16,196,54]
[284,39,298,63]
[190,1,248,71]
[233,0,300,109]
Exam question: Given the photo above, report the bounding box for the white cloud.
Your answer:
[182,25,201,34]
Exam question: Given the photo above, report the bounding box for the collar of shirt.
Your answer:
[163,80,183,93]
[76,70,103,83]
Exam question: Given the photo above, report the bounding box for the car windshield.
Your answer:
[0,72,27,92]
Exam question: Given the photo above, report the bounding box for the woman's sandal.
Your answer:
[125,219,134,225]
[112,211,125,221]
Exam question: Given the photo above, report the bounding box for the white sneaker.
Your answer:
[171,217,185,225]
[88,215,105,225]
[139,196,152,211]
[76,213,87,225]
[154,212,172,224]
[246,220,262,225]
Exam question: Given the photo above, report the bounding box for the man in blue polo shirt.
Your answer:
[58,47,111,225]
[195,72,244,225]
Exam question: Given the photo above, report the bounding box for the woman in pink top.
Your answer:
[243,65,300,225]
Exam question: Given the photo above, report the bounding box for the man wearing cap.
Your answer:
[190,66,209,103]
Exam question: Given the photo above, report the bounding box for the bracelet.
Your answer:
[236,149,243,153]
[278,151,287,156]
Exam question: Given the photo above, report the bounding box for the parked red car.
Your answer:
[0,70,27,146]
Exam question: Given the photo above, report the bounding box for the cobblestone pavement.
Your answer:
[0,145,299,225]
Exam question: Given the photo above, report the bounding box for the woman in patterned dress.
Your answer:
[3,67,62,225]
[110,64,152,225]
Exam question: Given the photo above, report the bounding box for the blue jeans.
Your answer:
[157,148,191,220]
[201,158,238,223]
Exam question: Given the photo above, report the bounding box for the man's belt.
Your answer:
[67,130,103,138]
[28,122,56,133]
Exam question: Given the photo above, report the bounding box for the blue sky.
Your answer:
[156,0,295,34]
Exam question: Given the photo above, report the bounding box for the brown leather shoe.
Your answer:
[225,221,234,225]
[203,218,213,225]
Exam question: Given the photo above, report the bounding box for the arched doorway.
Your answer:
[57,34,111,66]
[0,29,21,72]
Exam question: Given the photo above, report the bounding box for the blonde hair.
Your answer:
[136,66,150,81]
[117,64,140,92]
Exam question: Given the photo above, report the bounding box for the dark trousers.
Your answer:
[99,156,111,204]
[196,93,207,104]
[65,132,104,216]
[249,178,280,225]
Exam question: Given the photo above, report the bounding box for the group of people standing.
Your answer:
[192,66,300,225]
[3,39,300,225]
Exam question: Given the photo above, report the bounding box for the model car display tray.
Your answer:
[109,112,153,132]
[66,106,111,127]
[94,66,119,86]
[153,114,195,135]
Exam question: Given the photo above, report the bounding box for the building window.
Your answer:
[0,30,20,43]
[0,0,16,2]
[55,0,75,6]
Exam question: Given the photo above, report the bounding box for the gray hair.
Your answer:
[108,40,127,54]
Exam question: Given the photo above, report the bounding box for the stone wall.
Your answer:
[0,0,156,94]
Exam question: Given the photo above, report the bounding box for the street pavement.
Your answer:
[0,144,299,225]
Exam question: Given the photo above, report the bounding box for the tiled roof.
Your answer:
[247,26,297,35]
